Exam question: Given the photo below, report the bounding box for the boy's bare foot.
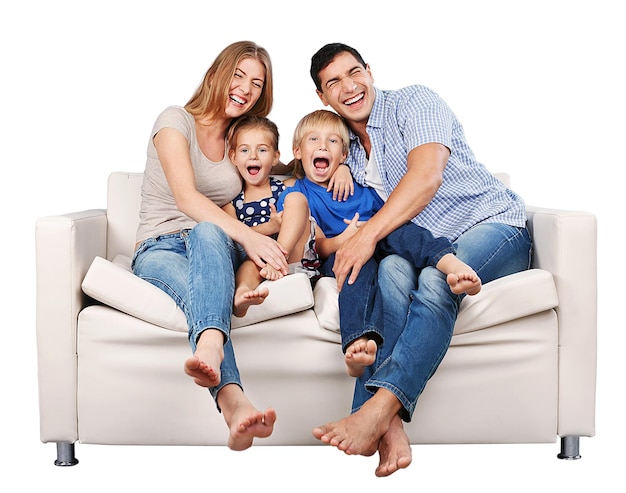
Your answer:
[260,263,284,281]
[219,385,277,451]
[375,414,412,477]
[233,287,269,318]
[184,328,224,387]
[312,389,399,457]
[345,338,377,377]
[447,272,481,295]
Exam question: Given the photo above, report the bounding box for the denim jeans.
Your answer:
[324,222,456,353]
[351,222,533,421]
[131,222,247,406]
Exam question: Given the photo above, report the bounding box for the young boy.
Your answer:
[223,116,317,317]
[277,110,481,377]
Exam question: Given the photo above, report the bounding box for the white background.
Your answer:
[1,0,622,490]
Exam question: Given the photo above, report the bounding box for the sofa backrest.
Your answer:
[107,172,143,260]
[105,171,512,261]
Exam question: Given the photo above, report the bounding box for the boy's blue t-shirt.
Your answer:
[276,177,384,238]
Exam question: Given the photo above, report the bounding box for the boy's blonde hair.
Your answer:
[185,41,273,121]
[292,110,349,179]
[227,115,280,151]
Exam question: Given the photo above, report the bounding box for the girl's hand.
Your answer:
[327,164,354,202]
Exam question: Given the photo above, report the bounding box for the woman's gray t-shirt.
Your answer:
[135,106,242,245]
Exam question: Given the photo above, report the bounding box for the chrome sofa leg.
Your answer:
[557,436,581,460]
[54,442,79,466]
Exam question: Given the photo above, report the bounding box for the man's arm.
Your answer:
[332,142,450,290]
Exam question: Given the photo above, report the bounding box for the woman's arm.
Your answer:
[155,128,288,272]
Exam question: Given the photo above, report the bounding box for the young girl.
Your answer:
[277,110,481,377]
[132,41,287,451]
[223,116,318,317]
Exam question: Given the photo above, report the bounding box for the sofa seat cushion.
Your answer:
[313,268,558,335]
[81,255,315,332]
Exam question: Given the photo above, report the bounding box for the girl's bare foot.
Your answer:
[345,338,377,377]
[184,328,224,387]
[233,287,269,318]
[260,263,284,281]
[219,385,277,451]
[447,272,481,295]
[375,414,412,477]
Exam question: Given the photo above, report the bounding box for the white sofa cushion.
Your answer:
[313,269,558,335]
[82,255,315,332]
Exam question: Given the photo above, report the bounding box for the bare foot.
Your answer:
[183,328,224,387]
[345,338,377,377]
[375,414,412,477]
[447,272,481,295]
[219,385,277,451]
[312,391,399,456]
[260,263,284,281]
[233,287,269,318]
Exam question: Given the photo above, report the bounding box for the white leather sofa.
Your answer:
[35,171,597,466]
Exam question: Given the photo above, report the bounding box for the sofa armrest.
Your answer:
[35,209,108,443]
[526,206,597,437]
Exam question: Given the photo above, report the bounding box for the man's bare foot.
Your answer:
[233,287,269,318]
[447,272,481,295]
[312,390,400,456]
[184,328,224,387]
[260,263,284,281]
[375,414,412,477]
[345,338,377,377]
[219,385,277,451]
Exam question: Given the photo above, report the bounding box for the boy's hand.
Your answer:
[327,164,354,201]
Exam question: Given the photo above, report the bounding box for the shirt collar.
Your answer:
[348,86,385,144]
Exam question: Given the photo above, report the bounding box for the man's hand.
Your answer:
[332,225,377,292]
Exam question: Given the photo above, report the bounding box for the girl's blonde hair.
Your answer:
[227,115,280,151]
[185,41,273,121]
[292,110,349,179]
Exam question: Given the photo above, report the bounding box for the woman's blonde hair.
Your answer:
[185,41,273,121]
[292,110,350,179]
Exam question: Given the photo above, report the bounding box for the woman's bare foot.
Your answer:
[184,328,224,387]
[375,414,412,477]
[312,389,400,456]
[219,385,277,451]
[345,338,377,377]
[447,272,481,295]
[233,287,269,318]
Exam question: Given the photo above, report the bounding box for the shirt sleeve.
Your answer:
[400,86,454,152]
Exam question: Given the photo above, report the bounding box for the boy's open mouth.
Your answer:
[313,158,329,169]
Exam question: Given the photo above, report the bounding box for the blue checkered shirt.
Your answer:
[345,86,527,241]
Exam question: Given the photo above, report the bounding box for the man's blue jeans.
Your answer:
[351,222,533,421]
[131,222,247,406]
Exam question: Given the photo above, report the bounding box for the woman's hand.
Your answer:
[241,228,289,275]
[327,164,354,201]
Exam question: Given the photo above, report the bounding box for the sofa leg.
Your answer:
[557,436,581,460]
[54,442,79,466]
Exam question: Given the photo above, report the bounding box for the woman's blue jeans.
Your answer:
[351,222,533,421]
[131,222,247,407]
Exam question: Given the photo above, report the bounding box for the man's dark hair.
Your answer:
[310,43,367,92]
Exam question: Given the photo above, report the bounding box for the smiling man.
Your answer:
[309,43,532,477]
